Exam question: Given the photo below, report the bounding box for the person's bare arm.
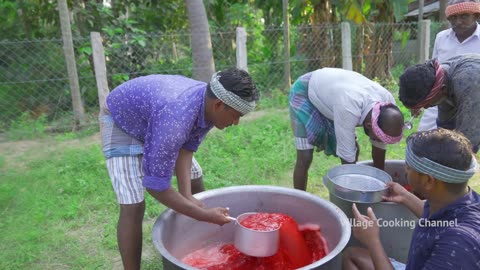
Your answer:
[175,148,204,207]
[372,145,386,170]
[176,149,193,197]
[146,187,229,225]
[352,204,394,270]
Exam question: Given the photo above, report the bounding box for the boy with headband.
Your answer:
[289,68,405,191]
[342,128,480,270]
[99,68,259,270]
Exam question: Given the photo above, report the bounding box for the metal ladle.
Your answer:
[225,207,237,221]
[233,212,280,257]
[226,216,237,221]
[225,208,280,257]
[404,116,415,130]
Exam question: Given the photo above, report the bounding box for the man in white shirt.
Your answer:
[289,68,405,191]
[418,0,480,131]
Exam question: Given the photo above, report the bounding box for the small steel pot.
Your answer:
[233,212,280,257]
[323,164,392,203]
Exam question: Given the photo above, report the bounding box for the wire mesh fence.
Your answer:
[0,21,444,137]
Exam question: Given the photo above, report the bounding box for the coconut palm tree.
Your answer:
[185,0,216,82]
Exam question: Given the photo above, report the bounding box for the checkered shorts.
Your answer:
[100,106,203,204]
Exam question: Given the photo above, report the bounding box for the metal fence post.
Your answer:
[341,22,352,71]
[418,20,431,63]
[236,27,248,72]
[90,32,110,112]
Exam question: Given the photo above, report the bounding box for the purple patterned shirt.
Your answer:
[106,75,213,191]
[405,189,480,270]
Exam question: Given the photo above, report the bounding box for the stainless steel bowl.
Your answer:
[326,160,419,263]
[234,212,280,257]
[324,164,392,203]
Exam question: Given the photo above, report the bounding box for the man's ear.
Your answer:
[365,120,373,129]
[424,174,437,192]
[442,84,448,94]
[213,99,224,112]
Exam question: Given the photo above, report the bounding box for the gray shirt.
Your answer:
[439,54,480,151]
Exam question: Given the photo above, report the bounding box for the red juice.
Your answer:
[182,213,329,270]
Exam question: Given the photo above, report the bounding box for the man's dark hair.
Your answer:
[206,68,259,102]
[399,61,436,107]
[378,104,404,135]
[408,129,473,170]
[407,129,474,192]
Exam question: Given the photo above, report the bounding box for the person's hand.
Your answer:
[202,207,231,225]
[351,203,380,248]
[355,140,360,162]
[382,182,409,204]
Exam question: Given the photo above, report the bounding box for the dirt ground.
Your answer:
[0,109,275,167]
[0,132,101,168]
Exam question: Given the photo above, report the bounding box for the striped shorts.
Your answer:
[105,155,203,204]
[100,105,203,204]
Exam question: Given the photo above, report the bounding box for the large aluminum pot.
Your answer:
[324,160,418,263]
[152,185,351,270]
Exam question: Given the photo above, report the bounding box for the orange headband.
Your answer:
[446,2,480,17]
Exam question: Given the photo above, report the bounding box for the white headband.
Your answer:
[210,72,256,115]
[405,144,477,183]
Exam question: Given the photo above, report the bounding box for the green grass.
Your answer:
[0,108,479,269]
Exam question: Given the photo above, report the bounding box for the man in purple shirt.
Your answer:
[342,129,480,270]
[100,68,259,270]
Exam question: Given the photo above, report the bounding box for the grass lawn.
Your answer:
[1,108,479,269]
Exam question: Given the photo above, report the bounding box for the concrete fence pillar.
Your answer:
[341,22,353,71]
[236,27,248,72]
[90,32,110,112]
[418,20,431,63]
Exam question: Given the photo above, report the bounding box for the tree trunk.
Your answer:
[352,24,365,73]
[185,0,216,82]
[309,0,335,70]
[58,0,85,126]
[283,0,291,90]
[439,0,448,30]
[365,3,393,80]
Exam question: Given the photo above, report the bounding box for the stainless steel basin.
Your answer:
[152,185,351,270]
[325,160,418,263]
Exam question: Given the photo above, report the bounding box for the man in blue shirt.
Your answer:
[100,68,259,270]
[342,128,480,270]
